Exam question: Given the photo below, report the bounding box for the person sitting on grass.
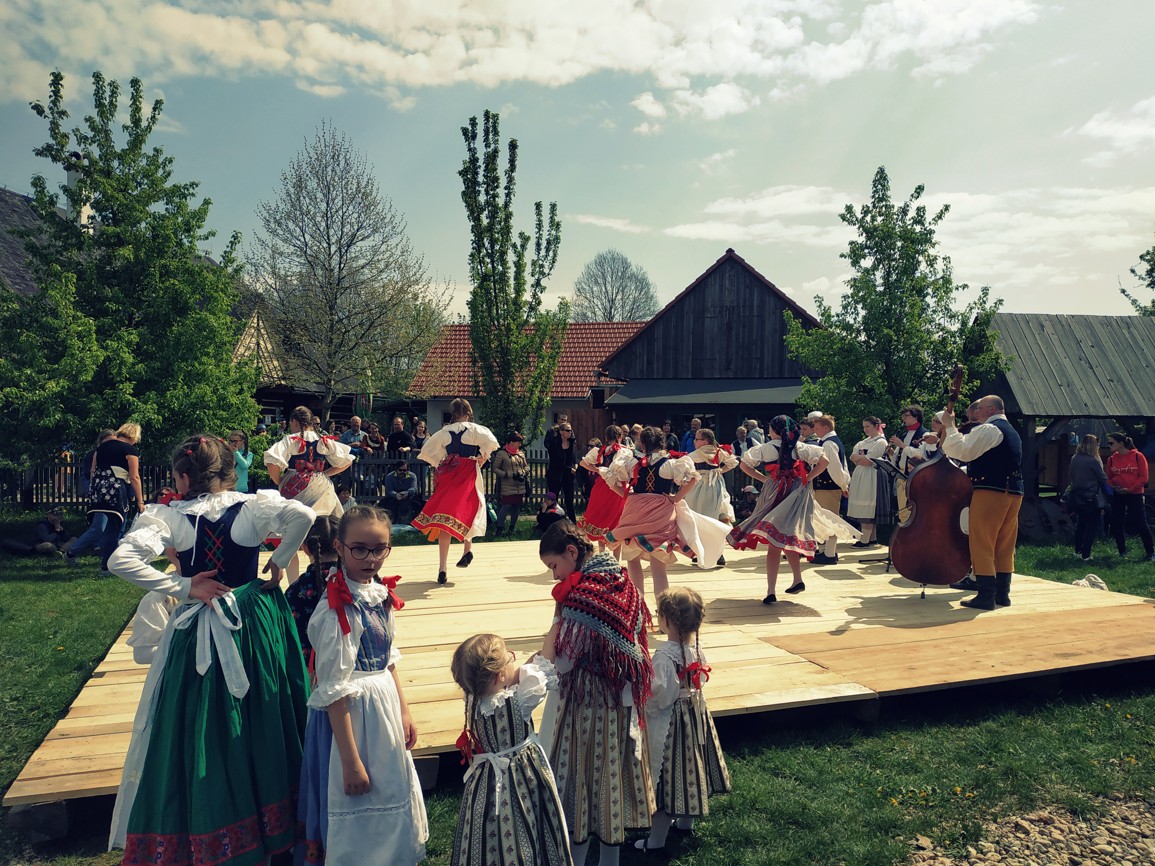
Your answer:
[534,492,567,537]
[0,506,77,558]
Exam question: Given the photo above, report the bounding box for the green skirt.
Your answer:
[121,582,309,866]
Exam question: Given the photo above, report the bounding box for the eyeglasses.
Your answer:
[344,544,392,560]
[228,438,243,444]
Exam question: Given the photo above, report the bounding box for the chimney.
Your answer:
[65,151,95,233]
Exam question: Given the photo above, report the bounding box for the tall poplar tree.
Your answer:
[459,110,567,440]
[785,166,1006,426]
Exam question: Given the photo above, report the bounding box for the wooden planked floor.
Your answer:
[6,540,1154,806]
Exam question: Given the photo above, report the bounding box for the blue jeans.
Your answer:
[69,513,122,569]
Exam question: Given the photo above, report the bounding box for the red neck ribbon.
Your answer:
[381,574,405,611]
[326,569,354,636]
[456,727,483,765]
[552,570,583,604]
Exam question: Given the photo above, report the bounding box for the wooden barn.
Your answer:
[601,248,820,434]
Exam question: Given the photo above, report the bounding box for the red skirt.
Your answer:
[578,477,626,542]
[412,456,482,542]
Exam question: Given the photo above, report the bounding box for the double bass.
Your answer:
[889,365,972,590]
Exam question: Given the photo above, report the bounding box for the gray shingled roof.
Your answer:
[991,312,1155,418]
[0,187,41,297]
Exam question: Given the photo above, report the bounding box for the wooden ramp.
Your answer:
[6,541,1154,807]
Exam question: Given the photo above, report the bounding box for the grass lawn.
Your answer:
[1,514,1153,866]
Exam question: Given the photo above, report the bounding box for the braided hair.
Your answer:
[539,519,594,565]
[769,415,800,473]
[657,586,707,690]
[450,633,509,750]
[171,434,237,496]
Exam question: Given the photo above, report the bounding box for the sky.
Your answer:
[1,1,1154,321]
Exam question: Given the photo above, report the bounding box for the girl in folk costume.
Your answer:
[284,514,341,666]
[538,521,656,866]
[728,416,858,605]
[264,406,354,518]
[297,505,428,866]
[449,633,572,866]
[636,587,730,853]
[846,416,892,547]
[412,398,500,584]
[683,428,739,565]
[604,427,731,603]
[577,424,629,549]
[107,436,315,865]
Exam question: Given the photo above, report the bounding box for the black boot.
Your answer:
[960,575,996,611]
[950,574,978,591]
[995,572,1012,607]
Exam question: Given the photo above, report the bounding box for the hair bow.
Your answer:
[684,661,712,690]
[326,568,355,636]
[551,570,583,604]
[455,727,483,765]
[380,574,405,611]
[291,434,308,453]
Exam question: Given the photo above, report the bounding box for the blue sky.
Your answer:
[2,1,1153,319]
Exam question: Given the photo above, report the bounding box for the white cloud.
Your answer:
[1072,96,1155,166]
[633,120,662,136]
[699,149,737,175]
[671,82,760,120]
[631,91,666,119]
[572,213,650,234]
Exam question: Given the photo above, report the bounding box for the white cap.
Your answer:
[806,411,823,420]
[934,410,945,422]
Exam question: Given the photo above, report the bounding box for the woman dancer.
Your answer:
[605,427,730,603]
[412,398,499,584]
[728,415,858,604]
[264,406,353,518]
[684,429,738,565]
[107,435,315,864]
[846,416,891,547]
[578,424,628,550]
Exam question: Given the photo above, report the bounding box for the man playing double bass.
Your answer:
[940,395,1023,611]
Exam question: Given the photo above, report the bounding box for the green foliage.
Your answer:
[459,111,568,441]
[786,166,1007,426]
[2,70,259,464]
[1120,232,1155,315]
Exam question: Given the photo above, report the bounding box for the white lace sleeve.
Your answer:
[581,447,600,467]
[600,448,637,487]
[242,491,316,570]
[514,658,559,719]
[316,436,354,468]
[418,428,450,467]
[307,604,363,708]
[719,448,739,471]
[742,441,778,468]
[650,649,681,711]
[794,441,825,466]
[126,591,179,665]
[108,506,192,600]
[262,435,294,470]
[662,454,699,484]
[467,423,500,460]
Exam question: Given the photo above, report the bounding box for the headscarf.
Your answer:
[769,415,800,474]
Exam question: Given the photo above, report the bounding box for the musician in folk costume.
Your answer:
[888,405,929,521]
[940,395,1023,610]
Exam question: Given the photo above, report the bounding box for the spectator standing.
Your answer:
[746,419,765,445]
[339,415,369,457]
[491,431,530,536]
[227,430,253,493]
[679,417,702,453]
[386,416,415,454]
[411,418,429,494]
[1105,432,1154,561]
[545,421,578,522]
[68,423,145,571]
[363,421,387,456]
[79,429,115,497]
[1068,434,1109,562]
[660,420,680,452]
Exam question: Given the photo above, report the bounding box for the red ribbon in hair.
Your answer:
[291,434,308,453]
[381,575,405,611]
[326,568,355,636]
[711,443,733,466]
[684,661,712,690]
[455,727,483,765]
[552,570,583,604]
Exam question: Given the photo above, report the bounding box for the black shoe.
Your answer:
[785,581,806,594]
[437,571,447,584]
[995,572,1012,607]
[716,555,726,566]
[960,575,996,611]
[950,575,979,591]
[456,551,473,568]
[762,593,777,605]
[852,540,875,548]
[812,553,838,565]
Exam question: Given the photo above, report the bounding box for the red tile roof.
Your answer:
[409,322,646,399]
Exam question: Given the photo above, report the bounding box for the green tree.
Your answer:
[1120,232,1155,315]
[459,110,567,440]
[785,166,1006,427]
[4,70,258,463]
[248,123,447,423]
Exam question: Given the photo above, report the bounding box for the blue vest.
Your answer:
[812,434,846,490]
[176,501,260,589]
[445,428,481,458]
[968,418,1023,496]
[636,457,675,495]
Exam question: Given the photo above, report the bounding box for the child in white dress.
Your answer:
[637,587,730,852]
[296,505,428,865]
[450,633,572,866]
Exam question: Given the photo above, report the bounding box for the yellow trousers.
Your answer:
[968,489,1022,575]
[813,487,843,516]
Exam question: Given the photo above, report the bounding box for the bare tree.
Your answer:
[570,249,659,322]
[249,122,447,421]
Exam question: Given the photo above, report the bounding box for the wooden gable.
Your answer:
[600,248,820,381]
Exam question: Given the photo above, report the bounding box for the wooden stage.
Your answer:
[5,541,1155,808]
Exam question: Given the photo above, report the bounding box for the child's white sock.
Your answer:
[675,816,695,831]
[597,841,619,866]
[644,809,674,848]
[824,536,838,556]
[570,839,589,865]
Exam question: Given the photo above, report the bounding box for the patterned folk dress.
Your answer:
[576,444,627,543]
[452,659,573,866]
[645,640,731,818]
[412,422,500,542]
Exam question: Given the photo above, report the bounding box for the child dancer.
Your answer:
[412,398,499,584]
[728,415,858,604]
[264,405,354,517]
[539,521,655,866]
[636,587,731,852]
[450,633,572,866]
[577,424,628,550]
[107,435,316,864]
[297,505,428,865]
[604,427,730,603]
[285,514,340,666]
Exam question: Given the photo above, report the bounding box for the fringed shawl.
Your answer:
[553,551,653,715]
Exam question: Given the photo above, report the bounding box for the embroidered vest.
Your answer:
[176,501,260,589]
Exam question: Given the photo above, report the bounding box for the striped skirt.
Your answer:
[655,694,731,818]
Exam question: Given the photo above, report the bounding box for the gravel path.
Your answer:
[907,796,1155,866]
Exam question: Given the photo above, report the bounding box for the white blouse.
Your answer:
[850,435,889,467]
[741,439,824,468]
[475,657,559,720]
[686,445,738,471]
[602,450,699,489]
[263,430,354,470]
[108,490,316,600]
[416,422,499,466]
